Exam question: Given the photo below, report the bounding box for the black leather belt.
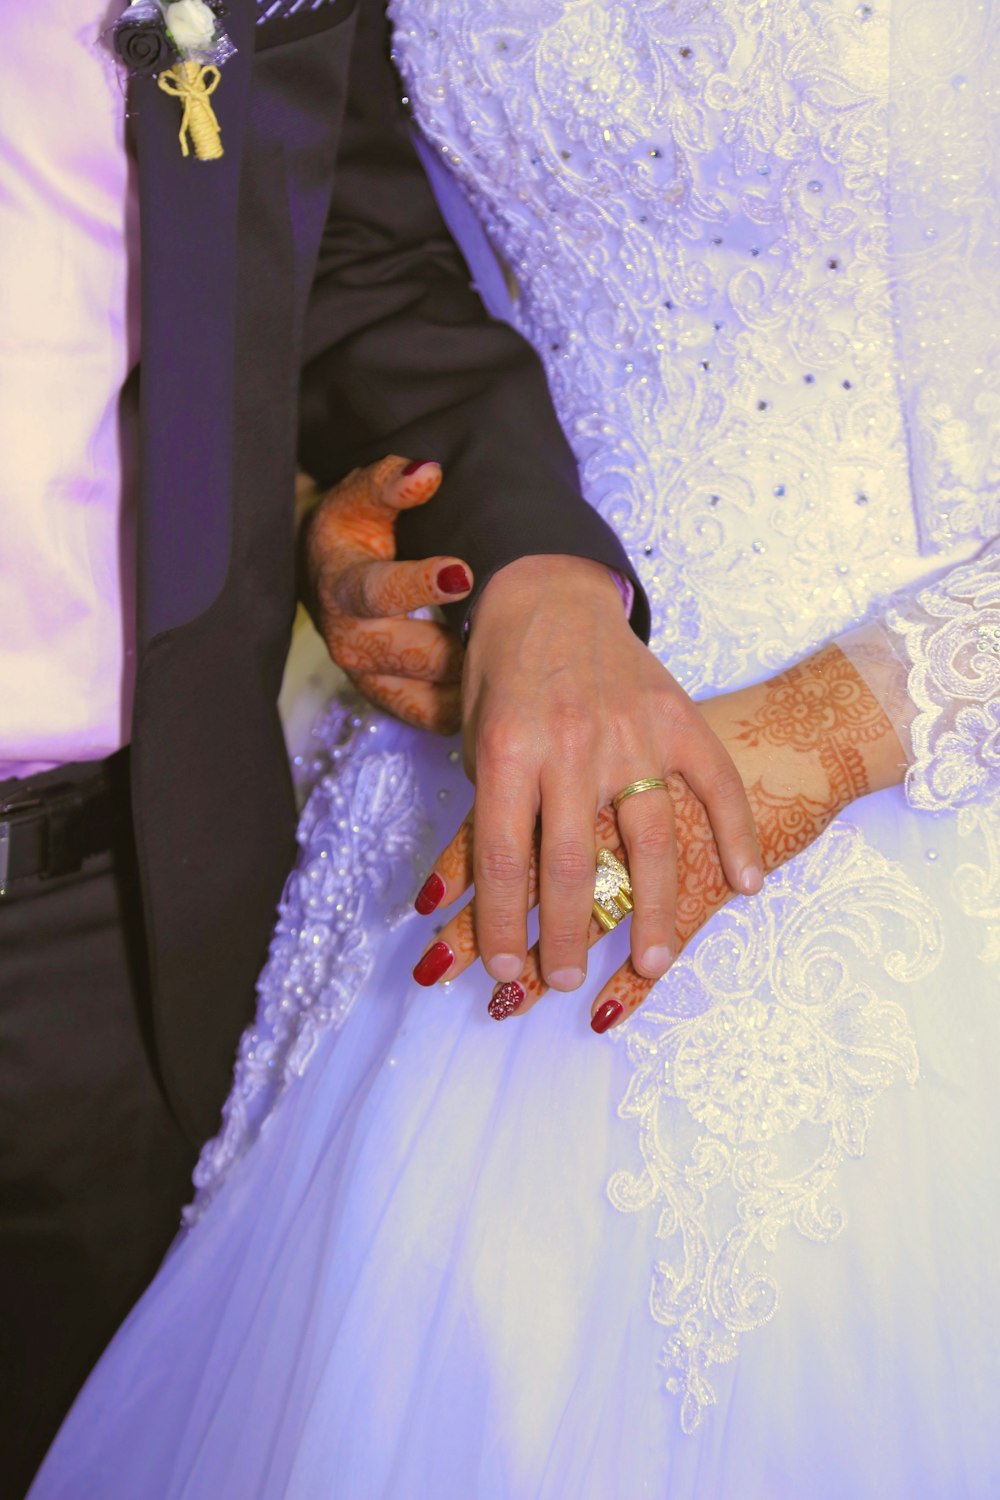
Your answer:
[0,764,120,897]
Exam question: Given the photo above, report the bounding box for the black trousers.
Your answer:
[0,763,197,1500]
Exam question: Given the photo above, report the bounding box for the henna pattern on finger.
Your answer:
[330,622,463,684]
[352,675,461,734]
[594,804,621,852]
[428,900,480,982]
[436,815,473,883]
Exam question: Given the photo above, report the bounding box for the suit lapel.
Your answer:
[132,0,254,643]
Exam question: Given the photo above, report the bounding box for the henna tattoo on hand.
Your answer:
[609,773,837,1017]
[354,676,461,735]
[303,460,463,732]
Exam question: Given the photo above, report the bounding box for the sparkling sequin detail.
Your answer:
[887,540,1000,811]
[488,980,525,1020]
[185,701,427,1224]
[391,0,937,692]
[607,824,940,1431]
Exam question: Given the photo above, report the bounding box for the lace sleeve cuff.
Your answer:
[881,539,1000,812]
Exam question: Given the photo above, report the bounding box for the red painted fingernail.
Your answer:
[402,459,433,476]
[413,941,454,986]
[414,872,445,915]
[436,564,472,596]
[488,980,524,1020]
[591,999,624,1034]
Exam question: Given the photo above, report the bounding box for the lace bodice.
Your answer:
[389,0,986,692]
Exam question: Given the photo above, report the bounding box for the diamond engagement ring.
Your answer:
[592,848,634,932]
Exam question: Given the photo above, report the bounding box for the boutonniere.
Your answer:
[113,0,236,162]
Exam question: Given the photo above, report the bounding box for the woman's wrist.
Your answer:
[701,646,906,859]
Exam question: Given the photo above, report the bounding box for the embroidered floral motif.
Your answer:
[887,539,1000,811]
[672,999,830,1146]
[185,700,427,1224]
[606,823,941,1432]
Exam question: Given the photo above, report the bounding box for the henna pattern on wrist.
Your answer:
[736,645,891,808]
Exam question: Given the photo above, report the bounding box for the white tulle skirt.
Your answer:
[30,702,1000,1500]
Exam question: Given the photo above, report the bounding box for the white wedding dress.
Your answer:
[31,3,1000,1497]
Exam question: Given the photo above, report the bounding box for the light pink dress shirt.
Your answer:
[0,4,138,781]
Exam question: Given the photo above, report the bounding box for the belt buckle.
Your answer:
[0,791,43,898]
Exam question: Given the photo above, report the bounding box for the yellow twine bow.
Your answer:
[158,61,223,161]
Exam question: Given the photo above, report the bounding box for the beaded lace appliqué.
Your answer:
[390,0,933,692]
[184,701,427,1225]
[887,540,1000,812]
[607,822,940,1431]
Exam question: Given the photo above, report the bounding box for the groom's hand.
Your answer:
[433,554,761,991]
[300,456,473,733]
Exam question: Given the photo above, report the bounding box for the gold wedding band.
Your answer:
[612,777,669,813]
[593,848,634,933]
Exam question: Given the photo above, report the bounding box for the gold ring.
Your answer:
[612,777,669,813]
[592,848,634,933]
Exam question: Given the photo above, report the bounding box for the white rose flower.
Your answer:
[164,0,217,53]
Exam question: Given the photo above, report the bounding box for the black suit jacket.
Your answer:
[130,0,648,1144]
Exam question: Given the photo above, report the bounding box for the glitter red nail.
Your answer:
[488,980,524,1020]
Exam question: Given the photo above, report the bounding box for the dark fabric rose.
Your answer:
[113,1,175,74]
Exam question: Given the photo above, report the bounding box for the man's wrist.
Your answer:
[468,554,629,639]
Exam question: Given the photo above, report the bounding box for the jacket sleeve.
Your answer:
[297,0,649,640]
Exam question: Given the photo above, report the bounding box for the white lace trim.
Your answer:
[886,540,1000,812]
[608,822,941,1432]
[184,701,428,1225]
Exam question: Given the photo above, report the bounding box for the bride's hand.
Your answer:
[299,457,473,733]
[413,645,907,1027]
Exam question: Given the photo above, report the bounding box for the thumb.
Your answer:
[372,457,444,515]
[317,458,444,567]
